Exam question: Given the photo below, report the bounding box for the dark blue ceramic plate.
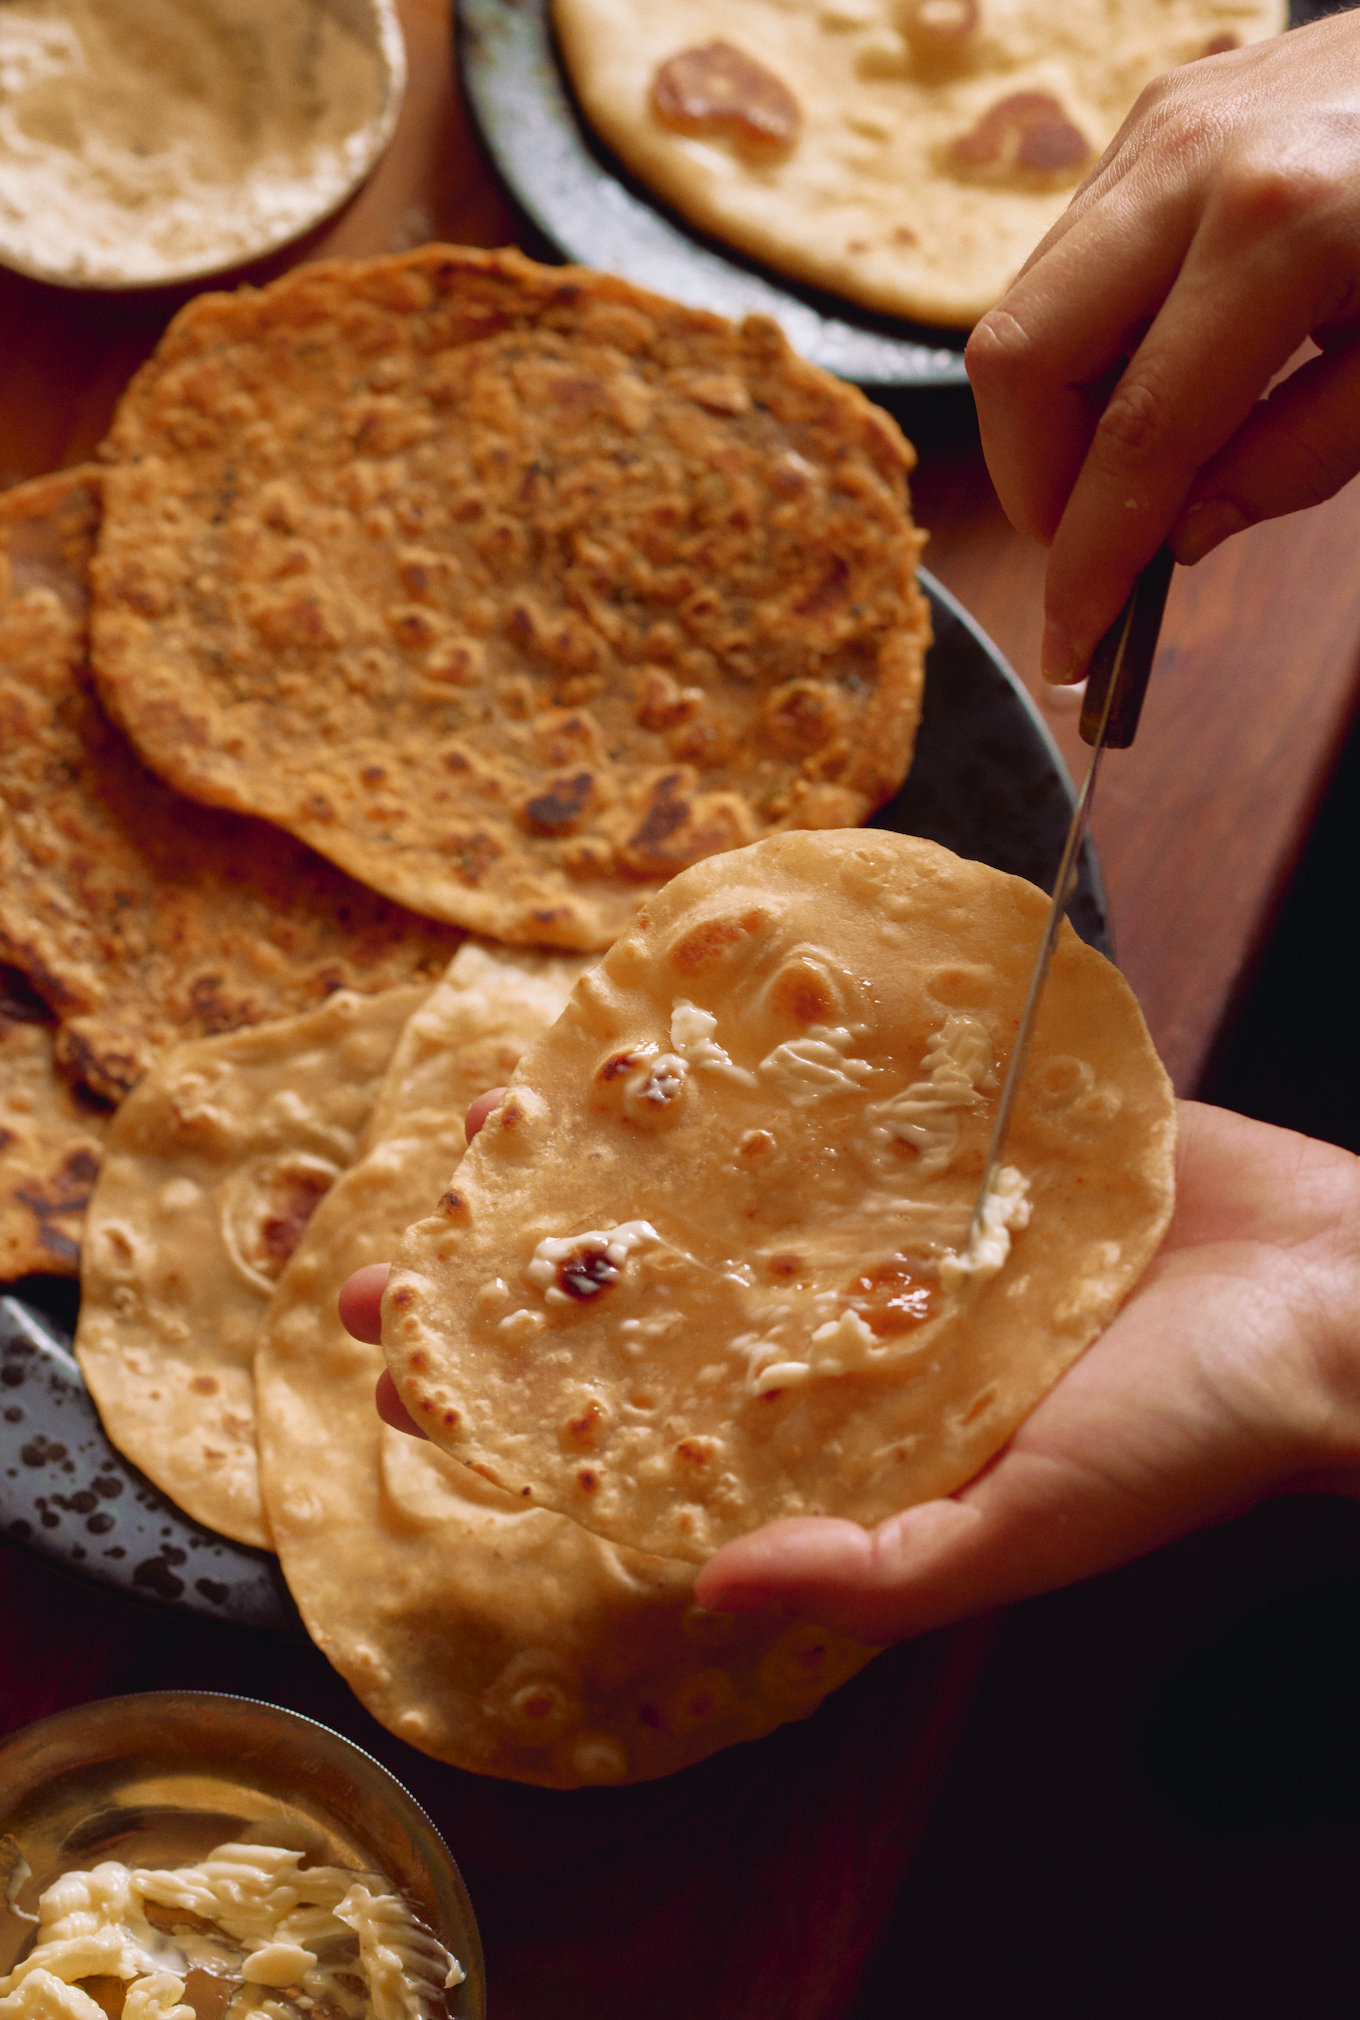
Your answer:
[0,570,1105,1631]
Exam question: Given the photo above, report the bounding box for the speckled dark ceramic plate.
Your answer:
[457,0,1326,386]
[455,0,970,387]
[0,571,1106,1630]
[0,1294,301,1635]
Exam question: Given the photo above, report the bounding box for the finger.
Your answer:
[1040,210,1329,682]
[374,1367,429,1439]
[1005,33,1283,300]
[338,1262,390,1344]
[699,1425,1255,1648]
[970,29,1336,562]
[465,1086,508,1142]
[967,160,1200,546]
[1172,336,1360,562]
[700,1273,1305,1644]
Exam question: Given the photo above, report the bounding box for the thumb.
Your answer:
[696,1455,1129,1645]
[1172,334,1360,564]
[695,1349,1284,1646]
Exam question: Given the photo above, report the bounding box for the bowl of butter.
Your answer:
[0,1691,484,2018]
[0,0,406,288]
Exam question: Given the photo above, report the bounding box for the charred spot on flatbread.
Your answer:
[651,41,802,155]
[89,247,929,951]
[950,91,1092,181]
[903,0,978,62]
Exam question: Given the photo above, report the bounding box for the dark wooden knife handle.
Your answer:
[1079,544,1175,749]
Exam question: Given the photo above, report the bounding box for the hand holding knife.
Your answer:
[965,546,1176,1256]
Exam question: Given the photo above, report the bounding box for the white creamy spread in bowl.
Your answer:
[0,1840,464,2019]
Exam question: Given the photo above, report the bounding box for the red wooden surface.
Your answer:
[5,0,1360,2008]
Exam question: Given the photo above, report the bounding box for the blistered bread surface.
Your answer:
[90,246,929,950]
[385,830,1176,1562]
[76,985,425,1545]
[257,940,872,1784]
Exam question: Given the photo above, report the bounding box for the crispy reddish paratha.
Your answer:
[1,966,109,1280]
[385,830,1176,1562]
[90,247,930,951]
[0,469,461,1104]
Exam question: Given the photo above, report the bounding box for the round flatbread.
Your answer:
[553,0,1285,327]
[0,468,460,1105]
[76,985,427,1546]
[258,939,870,1785]
[90,246,929,951]
[384,829,1177,1563]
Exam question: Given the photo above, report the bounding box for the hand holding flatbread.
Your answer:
[384,829,1176,1563]
[698,1102,1360,1641]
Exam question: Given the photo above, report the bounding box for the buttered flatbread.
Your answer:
[90,246,929,951]
[385,830,1176,1563]
[553,0,1285,326]
[76,986,427,1546]
[257,939,869,1784]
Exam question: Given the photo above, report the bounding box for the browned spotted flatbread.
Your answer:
[385,830,1176,1562]
[90,247,929,951]
[0,468,460,1105]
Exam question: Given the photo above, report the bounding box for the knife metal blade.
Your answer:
[963,544,1175,1256]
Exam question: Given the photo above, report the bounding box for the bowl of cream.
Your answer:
[0,1691,485,2018]
[0,0,407,288]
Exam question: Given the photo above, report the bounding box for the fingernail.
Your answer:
[1172,498,1249,566]
[1041,617,1083,686]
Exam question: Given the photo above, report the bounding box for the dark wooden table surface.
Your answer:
[4,2,1359,2011]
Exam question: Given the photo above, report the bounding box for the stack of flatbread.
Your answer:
[74,939,877,1785]
[553,0,1286,325]
[0,245,933,1783]
[1,243,931,1281]
[0,244,1177,1787]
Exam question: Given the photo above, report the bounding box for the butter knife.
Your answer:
[964,544,1176,1253]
